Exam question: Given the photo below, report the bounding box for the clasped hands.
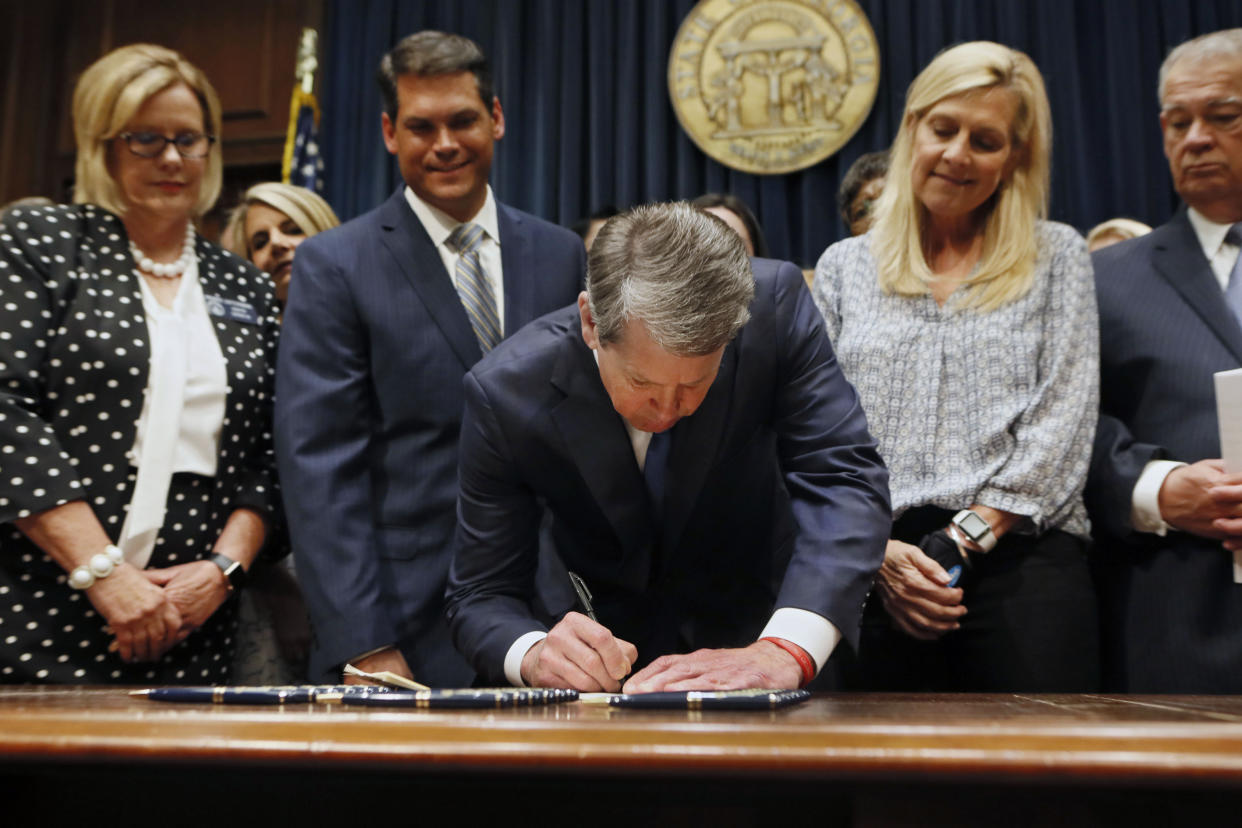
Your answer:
[519,611,805,692]
[92,559,230,663]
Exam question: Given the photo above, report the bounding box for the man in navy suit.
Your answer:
[1088,29,1242,692]
[446,203,890,691]
[276,31,584,685]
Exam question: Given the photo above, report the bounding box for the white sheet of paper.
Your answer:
[1213,368,1242,583]
[342,663,429,689]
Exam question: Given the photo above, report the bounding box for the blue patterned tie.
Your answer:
[448,222,502,352]
[1228,224,1242,329]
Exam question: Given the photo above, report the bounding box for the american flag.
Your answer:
[282,86,323,192]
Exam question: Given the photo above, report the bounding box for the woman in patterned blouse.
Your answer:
[0,44,281,683]
[812,42,1099,692]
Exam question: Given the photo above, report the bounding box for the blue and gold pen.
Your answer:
[131,685,390,704]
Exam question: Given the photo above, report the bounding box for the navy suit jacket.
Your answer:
[445,259,891,683]
[1087,208,1242,692]
[276,189,584,684]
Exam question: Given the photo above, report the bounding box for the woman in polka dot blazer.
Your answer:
[0,44,281,683]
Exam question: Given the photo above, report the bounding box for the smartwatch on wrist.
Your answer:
[951,509,997,554]
[209,553,248,592]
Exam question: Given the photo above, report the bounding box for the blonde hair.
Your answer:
[1086,217,1152,250]
[870,41,1051,311]
[72,43,223,217]
[222,182,341,259]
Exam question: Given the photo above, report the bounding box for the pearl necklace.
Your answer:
[130,223,197,278]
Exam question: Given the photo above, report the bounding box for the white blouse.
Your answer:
[131,257,227,476]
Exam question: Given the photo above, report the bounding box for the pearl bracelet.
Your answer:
[67,545,125,590]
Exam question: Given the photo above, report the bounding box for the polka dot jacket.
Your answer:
[0,203,282,683]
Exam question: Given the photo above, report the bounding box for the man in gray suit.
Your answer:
[1088,28,1242,692]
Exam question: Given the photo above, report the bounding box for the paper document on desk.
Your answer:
[343,663,429,689]
[1214,368,1242,583]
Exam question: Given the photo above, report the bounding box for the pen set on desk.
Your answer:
[134,574,810,711]
[133,685,581,708]
[133,686,809,709]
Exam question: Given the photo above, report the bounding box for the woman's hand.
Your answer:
[135,508,265,647]
[144,562,230,639]
[876,539,966,641]
[87,563,183,662]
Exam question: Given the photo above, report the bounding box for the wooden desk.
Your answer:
[3,688,1242,826]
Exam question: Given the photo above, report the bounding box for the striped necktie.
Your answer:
[448,222,501,352]
[1227,223,1242,329]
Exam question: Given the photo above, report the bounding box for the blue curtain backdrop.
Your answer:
[319,0,1242,267]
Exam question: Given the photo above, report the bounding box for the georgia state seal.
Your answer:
[668,0,880,175]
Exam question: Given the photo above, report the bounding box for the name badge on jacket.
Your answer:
[206,295,261,326]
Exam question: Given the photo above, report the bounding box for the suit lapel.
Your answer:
[1153,211,1242,363]
[662,343,736,554]
[377,190,482,370]
[196,237,261,383]
[549,334,655,586]
[497,203,533,333]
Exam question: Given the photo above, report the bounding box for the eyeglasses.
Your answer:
[117,131,215,159]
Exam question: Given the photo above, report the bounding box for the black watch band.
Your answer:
[209,553,248,592]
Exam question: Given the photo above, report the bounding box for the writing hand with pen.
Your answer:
[520,571,635,691]
[520,611,638,692]
[521,572,806,693]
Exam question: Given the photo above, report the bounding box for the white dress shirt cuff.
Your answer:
[1131,459,1187,536]
[504,630,549,687]
[758,607,841,675]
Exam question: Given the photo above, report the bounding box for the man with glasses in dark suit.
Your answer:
[1089,28,1242,693]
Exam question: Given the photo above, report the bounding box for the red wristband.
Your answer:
[760,636,815,688]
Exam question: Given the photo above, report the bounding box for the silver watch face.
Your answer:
[957,511,990,539]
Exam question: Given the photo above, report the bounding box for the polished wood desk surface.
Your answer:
[3,688,1242,785]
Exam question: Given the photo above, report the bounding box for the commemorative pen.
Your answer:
[577,689,811,710]
[341,687,580,709]
[132,685,389,704]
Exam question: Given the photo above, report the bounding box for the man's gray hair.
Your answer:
[587,202,755,357]
[1159,28,1242,104]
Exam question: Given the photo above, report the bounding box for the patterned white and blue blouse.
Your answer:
[811,220,1098,539]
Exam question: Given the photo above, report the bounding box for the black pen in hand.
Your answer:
[567,570,597,622]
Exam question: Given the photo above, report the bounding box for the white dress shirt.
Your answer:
[403,186,505,336]
[1130,208,1238,535]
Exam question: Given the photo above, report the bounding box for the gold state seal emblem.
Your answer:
[668,0,880,175]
